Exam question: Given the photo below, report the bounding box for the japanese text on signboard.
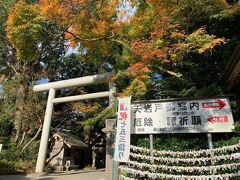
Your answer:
[131,98,234,134]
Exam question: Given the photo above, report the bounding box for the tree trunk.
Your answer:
[84,125,92,165]
[13,81,29,143]
[20,124,42,154]
[14,85,25,142]
[18,131,26,146]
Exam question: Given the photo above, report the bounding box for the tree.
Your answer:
[2,0,67,143]
[33,0,234,99]
[4,0,240,143]
[4,0,240,139]
[1,0,240,173]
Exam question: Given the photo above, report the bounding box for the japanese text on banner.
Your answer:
[114,97,131,162]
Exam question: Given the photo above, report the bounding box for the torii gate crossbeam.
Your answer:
[33,73,115,173]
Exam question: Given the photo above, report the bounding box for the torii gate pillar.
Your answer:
[33,73,114,173]
[35,88,55,173]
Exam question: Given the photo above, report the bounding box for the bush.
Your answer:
[0,142,37,175]
[133,134,208,151]
[15,160,35,174]
[0,113,13,138]
[133,132,240,151]
[214,135,240,147]
[0,159,17,175]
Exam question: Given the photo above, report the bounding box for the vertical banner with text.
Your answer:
[114,97,131,162]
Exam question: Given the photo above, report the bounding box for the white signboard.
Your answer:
[114,97,131,162]
[131,98,235,134]
[0,144,2,153]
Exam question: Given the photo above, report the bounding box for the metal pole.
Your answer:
[207,133,213,149]
[35,88,55,173]
[207,133,215,173]
[150,134,154,163]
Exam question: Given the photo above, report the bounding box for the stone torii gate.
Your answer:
[33,73,115,173]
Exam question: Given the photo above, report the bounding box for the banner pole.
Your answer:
[112,99,118,180]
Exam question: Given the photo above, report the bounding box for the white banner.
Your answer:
[131,98,235,134]
[114,97,131,162]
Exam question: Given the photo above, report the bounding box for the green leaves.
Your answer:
[6,1,44,61]
[0,113,13,137]
[172,28,225,63]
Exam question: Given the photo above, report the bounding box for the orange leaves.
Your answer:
[128,2,174,63]
[39,0,122,54]
[89,19,109,37]
[39,0,119,35]
[128,62,151,80]
[64,32,73,39]
[99,0,119,20]
[131,40,148,56]
[129,62,150,73]
[170,32,186,40]
[39,0,72,26]
[131,39,168,61]
[72,102,100,115]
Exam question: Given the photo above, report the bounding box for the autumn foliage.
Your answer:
[1,1,240,170]
[6,0,237,99]
[6,1,44,61]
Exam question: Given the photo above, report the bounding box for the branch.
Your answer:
[62,27,133,52]
[111,39,132,52]
[159,66,183,78]
[65,30,116,42]
[6,61,18,74]
[51,116,68,130]
[20,93,45,154]
[18,131,26,147]
[143,0,153,8]
[20,124,42,154]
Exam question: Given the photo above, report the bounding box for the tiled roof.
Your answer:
[54,131,88,148]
